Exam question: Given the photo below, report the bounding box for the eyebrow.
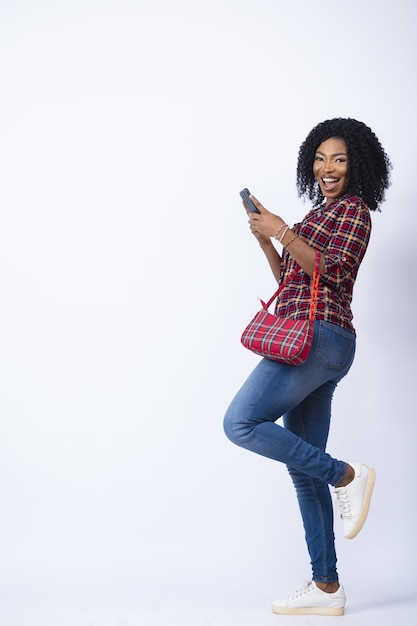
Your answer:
[315,150,348,156]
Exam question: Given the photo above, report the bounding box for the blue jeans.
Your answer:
[223,320,356,583]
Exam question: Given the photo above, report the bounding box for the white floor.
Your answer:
[1,592,416,626]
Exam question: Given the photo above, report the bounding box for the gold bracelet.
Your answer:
[284,233,299,248]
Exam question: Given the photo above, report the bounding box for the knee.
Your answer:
[286,466,313,491]
[223,408,237,443]
[223,406,244,445]
[287,465,329,497]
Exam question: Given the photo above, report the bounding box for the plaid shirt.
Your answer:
[275,196,371,333]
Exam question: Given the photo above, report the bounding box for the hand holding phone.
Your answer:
[240,188,261,214]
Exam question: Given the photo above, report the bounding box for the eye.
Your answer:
[314,155,323,161]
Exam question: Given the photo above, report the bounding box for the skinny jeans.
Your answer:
[223,320,356,583]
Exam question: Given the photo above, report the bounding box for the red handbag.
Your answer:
[241,252,320,364]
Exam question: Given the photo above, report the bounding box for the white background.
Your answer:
[0,1,416,624]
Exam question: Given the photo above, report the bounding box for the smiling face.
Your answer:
[313,137,349,205]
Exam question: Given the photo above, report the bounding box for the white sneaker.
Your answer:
[272,581,346,616]
[334,462,376,539]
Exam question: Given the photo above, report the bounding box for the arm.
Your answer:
[244,202,282,282]
[259,239,282,283]
[320,202,371,289]
[248,195,324,277]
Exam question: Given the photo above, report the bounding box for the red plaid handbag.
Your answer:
[241,252,320,364]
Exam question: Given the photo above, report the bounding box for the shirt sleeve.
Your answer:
[323,200,371,291]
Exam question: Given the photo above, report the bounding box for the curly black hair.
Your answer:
[296,118,392,211]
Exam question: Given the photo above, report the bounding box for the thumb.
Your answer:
[250,194,266,213]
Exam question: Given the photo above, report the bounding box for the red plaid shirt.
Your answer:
[275,196,371,333]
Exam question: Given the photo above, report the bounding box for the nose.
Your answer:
[323,159,334,173]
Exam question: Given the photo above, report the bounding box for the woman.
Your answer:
[223,118,391,616]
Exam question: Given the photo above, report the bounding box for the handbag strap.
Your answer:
[263,250,320,321]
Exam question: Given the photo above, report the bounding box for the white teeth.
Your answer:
[323,178,338,182]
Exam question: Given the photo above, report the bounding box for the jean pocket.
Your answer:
[314,321,356,370]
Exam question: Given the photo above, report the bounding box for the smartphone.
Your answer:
[240,188,261,214]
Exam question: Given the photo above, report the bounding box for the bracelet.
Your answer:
[278,225,289,243]
[274,223,287,240]
[284,233,299,248]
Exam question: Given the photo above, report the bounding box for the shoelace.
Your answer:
[289,582,313,600]
[335,487,352,519]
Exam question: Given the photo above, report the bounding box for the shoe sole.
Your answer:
[272,605,344,616]
[345,467,376,539]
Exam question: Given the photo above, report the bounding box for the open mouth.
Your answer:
[322,177,339,191]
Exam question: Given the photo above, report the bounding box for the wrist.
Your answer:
[275,224,291,244]
[273,221,287,240]
[282,229,299,248]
